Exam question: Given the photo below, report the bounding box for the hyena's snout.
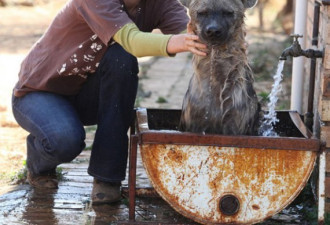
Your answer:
[204,23,221,39]
[201,19,229,44]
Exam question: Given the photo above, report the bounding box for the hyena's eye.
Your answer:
[223,10,235,17]
[197,10,208,17]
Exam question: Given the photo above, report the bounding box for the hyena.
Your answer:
[179,0,260,135]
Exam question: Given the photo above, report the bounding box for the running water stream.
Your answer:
[258,60,286,137]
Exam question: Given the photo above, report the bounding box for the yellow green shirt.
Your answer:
[113,23,173,57]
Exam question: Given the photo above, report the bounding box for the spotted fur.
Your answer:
[179,0,260,135]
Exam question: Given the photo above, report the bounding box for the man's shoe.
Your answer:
[91,179,121,205]
[27,169,58,189]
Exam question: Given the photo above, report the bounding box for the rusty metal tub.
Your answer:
[131,108,320,225]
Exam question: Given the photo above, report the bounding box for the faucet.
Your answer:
[279,34,323,60]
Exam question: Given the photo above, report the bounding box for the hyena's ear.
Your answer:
[242,0,258,9]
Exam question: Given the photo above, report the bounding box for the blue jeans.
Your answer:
[12,43,139,182]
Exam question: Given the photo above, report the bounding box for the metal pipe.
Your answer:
[305,2,322,131]
[128,135,138,221]
[318,148,326,225]
[291,0,308,114]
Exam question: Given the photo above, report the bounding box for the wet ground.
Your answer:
[0,149,314,225]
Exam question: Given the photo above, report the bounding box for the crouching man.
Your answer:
[12,0,206,204]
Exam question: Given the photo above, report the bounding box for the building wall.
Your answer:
[306,0,330,213]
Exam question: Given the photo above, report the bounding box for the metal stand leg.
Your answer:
[318,149,326,225]
[129,135,138,221]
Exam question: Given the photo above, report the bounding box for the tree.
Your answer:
[258,0,270,31]
[276,0,294,34]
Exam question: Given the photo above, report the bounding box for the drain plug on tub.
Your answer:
[219,194,240,216]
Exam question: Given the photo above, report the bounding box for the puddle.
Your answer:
[0,187,318,225]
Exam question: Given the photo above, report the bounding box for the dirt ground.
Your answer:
[0,1,292,188]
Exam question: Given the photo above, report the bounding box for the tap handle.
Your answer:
[290,34,303,42]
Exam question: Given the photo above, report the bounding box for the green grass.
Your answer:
[10,160,66,184]
[258,91,270,104]
[10,160,27,184]
[156,96,168,104]
[121,197,129,207]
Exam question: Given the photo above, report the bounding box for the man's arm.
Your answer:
[113,23,207,57]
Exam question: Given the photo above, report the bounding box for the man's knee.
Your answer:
[100,43,139,75]
[46,127,86,163]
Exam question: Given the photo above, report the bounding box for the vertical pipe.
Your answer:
[311,2,325,223]
[318,150,326,225]
[291,0,308,114]
[305,2,321,130]
[128,135,138,221]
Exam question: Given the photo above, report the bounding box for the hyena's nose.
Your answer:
[205,25,221,38]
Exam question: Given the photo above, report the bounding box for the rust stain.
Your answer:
[140,143,317,225]
[165,147,187,164]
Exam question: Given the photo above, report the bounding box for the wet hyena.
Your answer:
[179,0,260,135]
